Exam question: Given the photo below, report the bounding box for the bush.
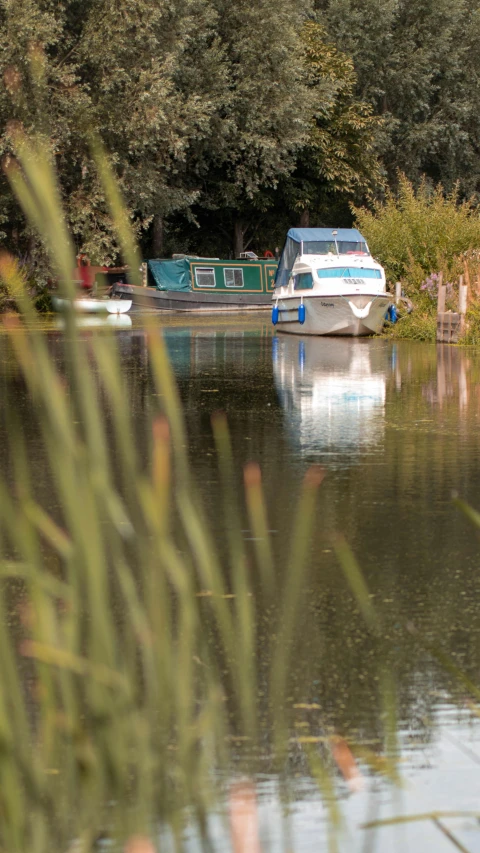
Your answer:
[354,174,480,296]
[460,302,480,346]
[381,292,437,342]
[0,255,54,314]
[33,283,53,312]
[0,278,16,312]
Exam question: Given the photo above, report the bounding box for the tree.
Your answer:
[0,0,94,271]
[186,0,314,256]
[77,0,228,257]
[315,0,480,196]
[169,12,383,256]
[276,20,382,228]
[0,0,227,267]
[0,0,318,264]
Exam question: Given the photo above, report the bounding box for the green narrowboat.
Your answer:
[112,255,277,311]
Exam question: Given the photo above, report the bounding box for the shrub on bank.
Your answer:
[382,292,437,342]
[459,303,480,346]
[0,279,11,312]
[354,174,480,296]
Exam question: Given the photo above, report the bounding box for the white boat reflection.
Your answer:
[54,313,133,330]
[273,335,387,459]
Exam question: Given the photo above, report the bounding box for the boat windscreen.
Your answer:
[337,241,369,254]
[303,240,369,255]
[303,240,337,254]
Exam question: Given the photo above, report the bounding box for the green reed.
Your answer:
[4,132,480,853]
[0,136,332,852]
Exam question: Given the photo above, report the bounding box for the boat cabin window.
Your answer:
[195,267,216,287]
[317,267,381,279]
[294,272,314,289]
[224,268,244,288]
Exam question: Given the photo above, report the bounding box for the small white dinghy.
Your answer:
[52,296,132,315]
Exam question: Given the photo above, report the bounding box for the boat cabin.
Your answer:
[274,228,380,290]
[147,255,277,295]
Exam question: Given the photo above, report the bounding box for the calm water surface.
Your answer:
[2,314,480,851]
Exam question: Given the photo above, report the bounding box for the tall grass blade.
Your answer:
[271,467,324,752]
[334,537,380,634]
[211,413,256,738]
[0,128,369,852]
[243,461,275,597]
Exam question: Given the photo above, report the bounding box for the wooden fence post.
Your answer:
[395,281,402,304]
[436,271,461,343]
[437,271,446,313]
[459,273,468,337]
[459,274,468,315]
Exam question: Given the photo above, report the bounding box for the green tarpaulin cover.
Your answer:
[148,258,192,291]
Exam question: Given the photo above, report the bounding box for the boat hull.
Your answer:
[112,283,271,312]
[273,293,391,336]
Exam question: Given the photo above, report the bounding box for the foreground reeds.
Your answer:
[3,132,480,853]
[0,135,336,852]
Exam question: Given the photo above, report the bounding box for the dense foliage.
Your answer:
[316,0,480,195]
[354,174,480,290]
[2,0,480,269]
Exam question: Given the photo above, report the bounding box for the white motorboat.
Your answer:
[272,228,391,336]
[52,296,132,315]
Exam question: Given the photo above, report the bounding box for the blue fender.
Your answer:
[388,304,397,324]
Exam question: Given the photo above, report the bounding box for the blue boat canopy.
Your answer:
[285,228,365,243]
[274,228,369,288]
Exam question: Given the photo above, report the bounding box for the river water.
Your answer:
[161,318,480,852]
[2,314,480,851]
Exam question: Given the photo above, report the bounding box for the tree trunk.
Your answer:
[233,219,245,258]
[299,209,310,228]
[153,214,164,257]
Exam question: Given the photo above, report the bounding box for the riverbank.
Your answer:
[381,291,480,345]
[382,302,436,342]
